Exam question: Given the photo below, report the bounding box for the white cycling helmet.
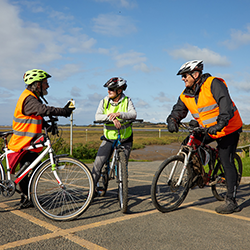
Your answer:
[177,60,203,75]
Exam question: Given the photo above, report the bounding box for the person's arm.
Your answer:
[95,99,109,121]
[118,97,137,120]
[23,95,71,117]
[211,78,234,125]
[167,96,189,123]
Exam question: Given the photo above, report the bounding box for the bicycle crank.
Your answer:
[1,180,16,197]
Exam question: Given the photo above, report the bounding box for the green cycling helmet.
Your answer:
[23,69,51,85]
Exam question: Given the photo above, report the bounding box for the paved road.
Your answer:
[1,161,250,250]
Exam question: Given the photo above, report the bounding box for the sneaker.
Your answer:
[215,198,241,214]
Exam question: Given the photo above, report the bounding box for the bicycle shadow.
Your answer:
[178,183,250,212]
[77,184,154,221]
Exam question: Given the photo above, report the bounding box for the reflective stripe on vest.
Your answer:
[180,76,242,139]
[103,97,132,140]
[8,89,43,152]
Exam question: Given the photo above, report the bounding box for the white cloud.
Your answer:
[0,0,96,90]
[135,98,150,108]
[223,24,250,50]
[169,44,230,67]
[70,86,82,97]
[113,50,146,68]
[92,14,137,36]
[153,92,171,103]
[94,0,137,9]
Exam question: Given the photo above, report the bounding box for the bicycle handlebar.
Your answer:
[180,122,207,135]
[94,119,143,124]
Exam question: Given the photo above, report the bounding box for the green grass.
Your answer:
[241,157,250,177]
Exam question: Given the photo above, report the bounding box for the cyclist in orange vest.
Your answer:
[8,69,75,208]
[167,60,243,214]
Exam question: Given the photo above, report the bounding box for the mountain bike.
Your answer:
[0,116,94,221]
[94,119,143,213]
[151,120,242,213]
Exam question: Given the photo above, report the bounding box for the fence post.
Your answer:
[159,129,161,138]
[70,111,73,155]
[69,99,75,155]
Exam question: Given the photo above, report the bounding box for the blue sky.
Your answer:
[1,0,250,125]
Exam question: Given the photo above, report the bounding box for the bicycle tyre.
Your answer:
[98,164,109,197]
[0,162,5,195]
[211,153,242,201]
[31,156,94,221]
[117,151,128,213]
[151,155,192,213]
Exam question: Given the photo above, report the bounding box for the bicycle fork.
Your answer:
[168,150,192,187]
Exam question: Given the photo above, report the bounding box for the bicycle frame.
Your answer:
[0,133,67,200]
[105,131,125,181]
[168,124,218,187]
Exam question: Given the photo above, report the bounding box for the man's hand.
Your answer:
[208,120,226,135]
[63,101,75,117]
[167,117,179,133]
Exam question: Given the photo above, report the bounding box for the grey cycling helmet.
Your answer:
[104,77,127,91]
[177,60,203,75]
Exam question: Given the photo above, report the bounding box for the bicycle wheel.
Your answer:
[117,151,128,213]
[97,164,109,197]
[151,155,192,213]
[0,162,5,195]
[31,156,94,221]
[211,153,242,201]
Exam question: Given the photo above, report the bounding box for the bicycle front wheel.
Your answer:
[211,153,242,201]
[31,156,94,221]
[117,151,128,213]
[151,155,191,213]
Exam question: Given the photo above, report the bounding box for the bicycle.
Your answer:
[151,120,242,213]
[94,119,143,213]
[0,116,94,221]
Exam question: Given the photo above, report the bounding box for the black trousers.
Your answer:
[204,131,240,199]
[19,151,39,196]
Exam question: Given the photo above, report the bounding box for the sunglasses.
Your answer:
[108,88,116,91]
[181,74,188,79]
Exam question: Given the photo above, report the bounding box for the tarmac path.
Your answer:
[1,160,250,249]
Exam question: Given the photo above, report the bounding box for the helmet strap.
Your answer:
[188,72,201,90]
[39,81,48,104]
[110,89,122,102]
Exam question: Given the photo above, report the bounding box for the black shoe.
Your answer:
[19,195,34,209]
[91,190,99,201]
[215,198,241,214]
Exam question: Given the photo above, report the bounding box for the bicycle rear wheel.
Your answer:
[31,156,94,221]
[117,151,128,213]
[211,153,242,201]
[151,155,192,213]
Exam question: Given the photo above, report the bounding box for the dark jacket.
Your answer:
[167,73,236,126]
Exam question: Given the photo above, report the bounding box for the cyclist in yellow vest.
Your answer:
[8,69,75,208]
[167,60,243,214]
[92,77,137,197]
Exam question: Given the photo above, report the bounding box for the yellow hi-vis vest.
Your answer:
[8,89,43,152]
[180,76,242,139]
[103,97,132,140]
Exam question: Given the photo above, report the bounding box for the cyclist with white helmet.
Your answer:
[92,77,137,197]
[167,60,243,214]
[8,69,75,208]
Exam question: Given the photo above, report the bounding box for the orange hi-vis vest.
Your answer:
[180,76,242,139]
[8,89,43,152]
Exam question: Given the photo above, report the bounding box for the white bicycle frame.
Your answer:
[167,144,192,187]
[1,135,64,200]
